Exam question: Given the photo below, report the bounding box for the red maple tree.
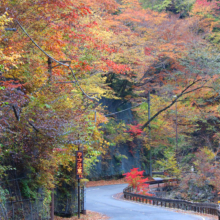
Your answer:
[123,168,153,196]
[126,124,143,136]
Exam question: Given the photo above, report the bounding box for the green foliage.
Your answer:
[114,153,128,165]
[84,150,101,175]
[156,148,181,177]
[21,179,39,199]
[0,64,4,72]
[0,186,9,218]
[104,120,118,135]
[0,186,8,205]
[103,119,129,144]
[180,153,195,165]
[139,102,148,110]
[140,0,195,15]
[0,147,14,178]
[41,189,51,218]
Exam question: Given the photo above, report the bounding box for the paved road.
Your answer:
[86,184,209,220]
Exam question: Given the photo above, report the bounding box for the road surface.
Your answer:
[86,184,210,220]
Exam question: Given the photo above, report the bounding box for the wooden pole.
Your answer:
[78,136,80,219]
[49,57,54,220]
[78,179,80,219]
[48,57,52,82]
[148,91,152,176]
[175,100,178,162]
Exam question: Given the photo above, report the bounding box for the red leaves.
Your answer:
[144,47,152,56]
[1,80,23,89]
[123,168,150,192]
[73,61,93,71]
[103,59,130,74]
[78,4,92,15]
[194,0,219,9]
[196,0,212,7]
[126,124,143,136]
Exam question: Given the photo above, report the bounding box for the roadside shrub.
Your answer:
[123,168,153,196]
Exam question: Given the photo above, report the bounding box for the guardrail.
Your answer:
[152,171,165,175]
[123,180,220,220]
[147,178,178,188]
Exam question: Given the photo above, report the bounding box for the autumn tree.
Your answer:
[0,0,130,193]
[93,0,220,180]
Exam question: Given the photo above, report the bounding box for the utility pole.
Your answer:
[148,91,152,177]
[77,134,81,219]
[48,56,54,220]
[175,100,178,162]
[78,144,80,219]
[48,58,71,220]
[48,57,52,82]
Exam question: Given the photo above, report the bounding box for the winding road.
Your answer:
[86,184,212,220]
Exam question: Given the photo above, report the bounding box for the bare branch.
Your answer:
[141,79,203,130]
[12,105,20,121]
[28,121,40,132]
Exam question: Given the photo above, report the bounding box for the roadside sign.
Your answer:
[76,151,83,179]
[76,150,83,219]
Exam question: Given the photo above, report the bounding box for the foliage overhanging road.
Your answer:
[86,184,210,220]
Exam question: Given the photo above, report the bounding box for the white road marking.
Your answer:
[87,188,100,192]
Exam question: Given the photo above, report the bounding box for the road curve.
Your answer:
[86,184,209,220]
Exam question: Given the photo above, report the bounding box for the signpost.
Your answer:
[76,151,83,219]
[218,192,220,219]
[76,151,83,179]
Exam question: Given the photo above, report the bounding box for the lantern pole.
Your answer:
[78,152,80,218]
[148,91,152,177]
[77,135,81,219]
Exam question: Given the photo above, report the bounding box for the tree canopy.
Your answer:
[1,0,220,198]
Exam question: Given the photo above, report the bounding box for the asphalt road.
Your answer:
[86,184,209,220]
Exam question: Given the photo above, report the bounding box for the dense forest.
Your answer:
[1,0,220,214]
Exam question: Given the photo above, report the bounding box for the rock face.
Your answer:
[88,143,149,180]
[88,98,150,180]
[166,178,216,203]
[182,179,215,202]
